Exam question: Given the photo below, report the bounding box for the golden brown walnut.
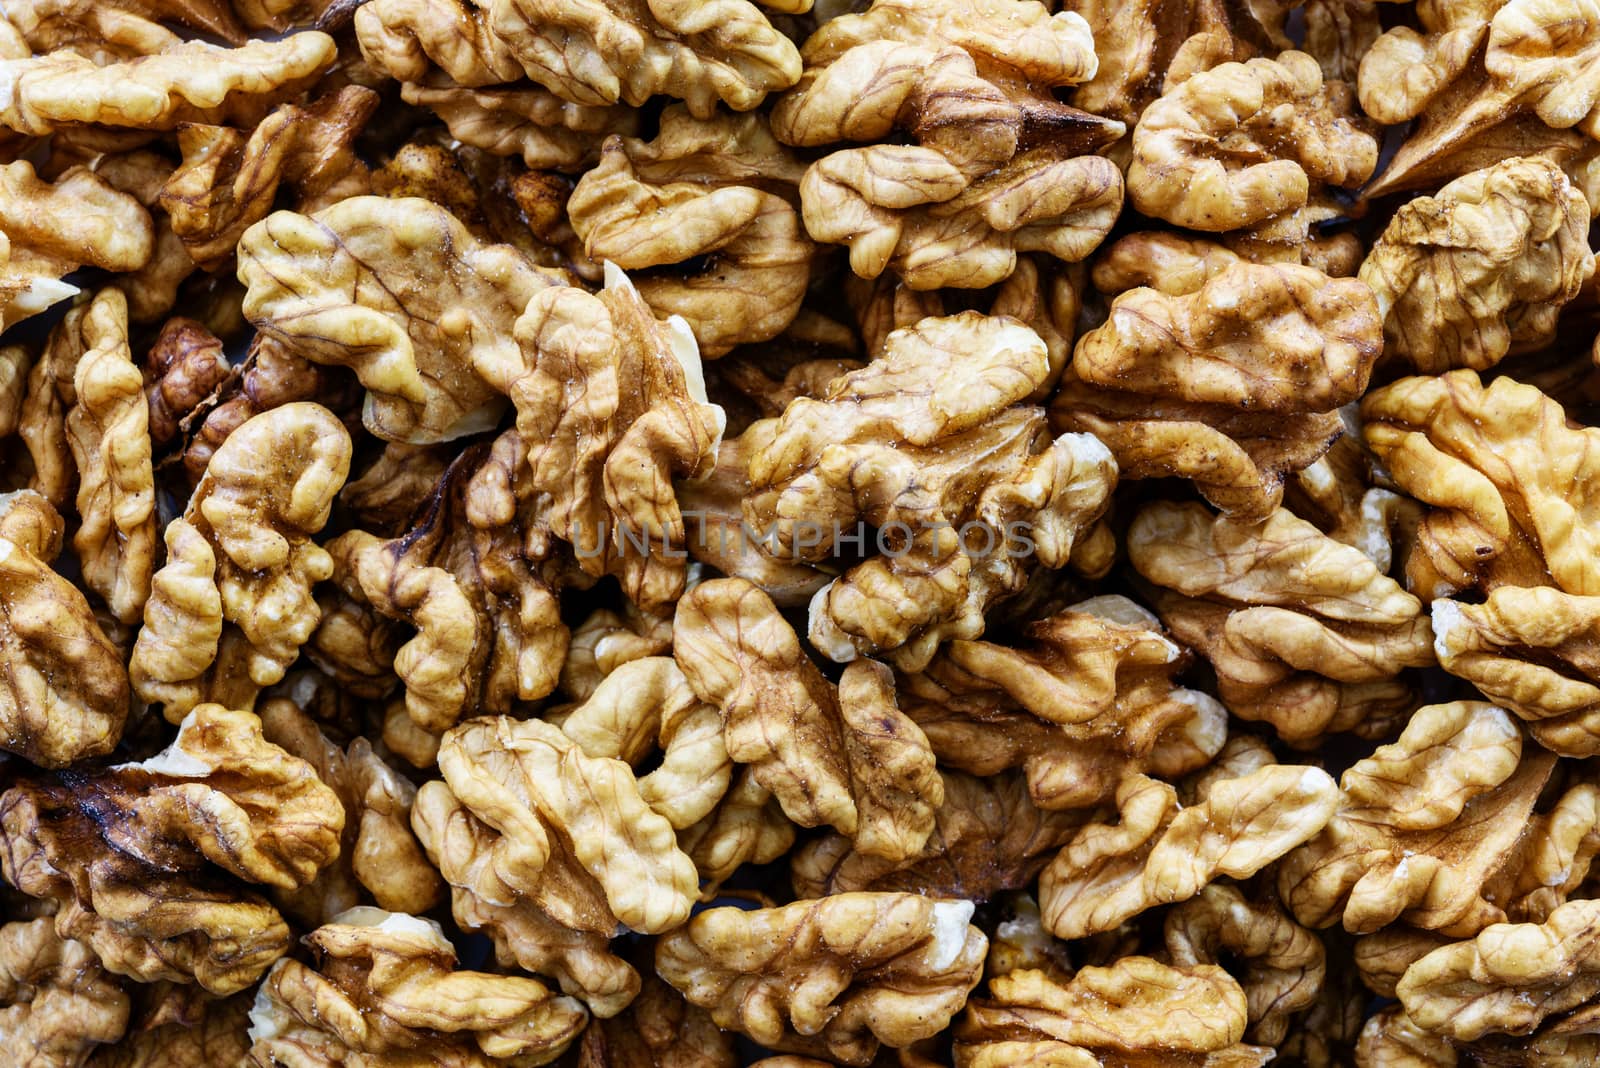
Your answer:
[0,33,337,134]
[161,86,378,271]
[304,591,400,702]
[773,0,1123,288]
[1278,701,1556,937]
[259,700,441,925]
[0,489,129,767]
[129,403,351,722]
[675,766,796,901]
[984,892,1071,984]
[1037,763,1339,940]
[555,657,732,831]
[469,265,725,611]
[247,908,586,1067]
[746,312,1115,668]
[790,770,1086,903]
[237,196,560,444]
[85,149,197,327]
[395,82,623,174]
[1054,261,1381,522]
[1360,0,1600,196]
[1354,1005,1457,1068]
[0,918,129,1068]
[674,430,829,609]
[1397,898,1600,1043]
[351,0,525,86]
[1164,883,1326,1046]
[1484,777,1600,925]
[3,0,189,62]
[1128,51,1376,236]
[0,344,28,439]
[57,289,157,625]
[560,602,673,701]
[86,991,253,1068]
[1358,928,1455,1000]
[338,442,454,536]
[892,594,1228,811]
[416,714,699,1015]
[1431,588,1600,756]
[0,162,154,332]
[955,957,1270,1068]
[0,704,343,993]
[142,318,231,449]
[1359,157,1594,374]
[674,578,944,862]
[1128,501,1436,745]
[573,974,736,1068]
[655,893,985,1066]
[568,106,811,357]
[328,448,567,751]
[1362,369,1600,599]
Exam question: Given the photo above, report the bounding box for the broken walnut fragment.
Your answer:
[656,893,985,1066]
[0,917,129,1068]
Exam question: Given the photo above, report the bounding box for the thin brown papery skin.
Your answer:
[12,2,1600,1064]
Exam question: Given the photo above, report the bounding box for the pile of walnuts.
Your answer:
[6,0,1600,1064]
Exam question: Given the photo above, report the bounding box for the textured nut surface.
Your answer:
[656,893,986,1066]
[86,990,253,1068]
[0,704,342,993]
[247,909,586,1066]
[1129,500,1435,744]
[0,918,130,1068]
[130,403,350,721]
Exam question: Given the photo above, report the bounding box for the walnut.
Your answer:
[1054,261,1381,522]
[1362,370,1600,599]
[482,0,802,117]
[772,0,1123,288]
[247,908,586,1067]
[892,594,1228,810]
[0,162,153,331]
[0,33,338,134]
[1359,157,1594,374]
[259,700,441,926]
[674,430,829,609]
[130,403,351,721]
[338,442,454,536]
[161,85,378,271]
[328,448,566,751]
[1396,898,1600,1044]
[0,918,129,1068]
[1361,0,1600,196]
[1164,883,1326,1047]
[1037,763,1338,940]
[676,766,796,901]
[0,490,129,767]
[0,704,343,993]
[1484,776,1600,925]
[655,893,985,1065]
[142,318,231,449]
[4,0,180,66]
[1354,1005,1457,1068]
[560,602,673,702]
[238,195,562,443]
[790,770,1085,903]
[1278,701,1557,937]
[1128,51,1376,239]
[471,266,724,611]
[1128,501,1436,745]
[86,149,197,326]
[398,81,638,171]
[415,715,700,1016]
[556,657,731,831]
[87,991,253,1068]
[675,578,944,862]
[955,956,1270,1067]
[573,974,736,1068]
[745,312,1115,668]
[352,0,525,87]
[568,106,811,356]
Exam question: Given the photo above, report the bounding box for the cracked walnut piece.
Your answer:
[1129,500,1435,745]
[675,578,944,862]
[248,908,586,1067]
[774,0,1123,288]
[746,312,1115,669]
[1360,156,1594,375]
[656,893,985,1066]
[129,402,351,722]
[0,918,130,1068]
[0,489,129,767]
[0,704,343,994]
[568,106,811,357]
[1054,260,1381,522]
